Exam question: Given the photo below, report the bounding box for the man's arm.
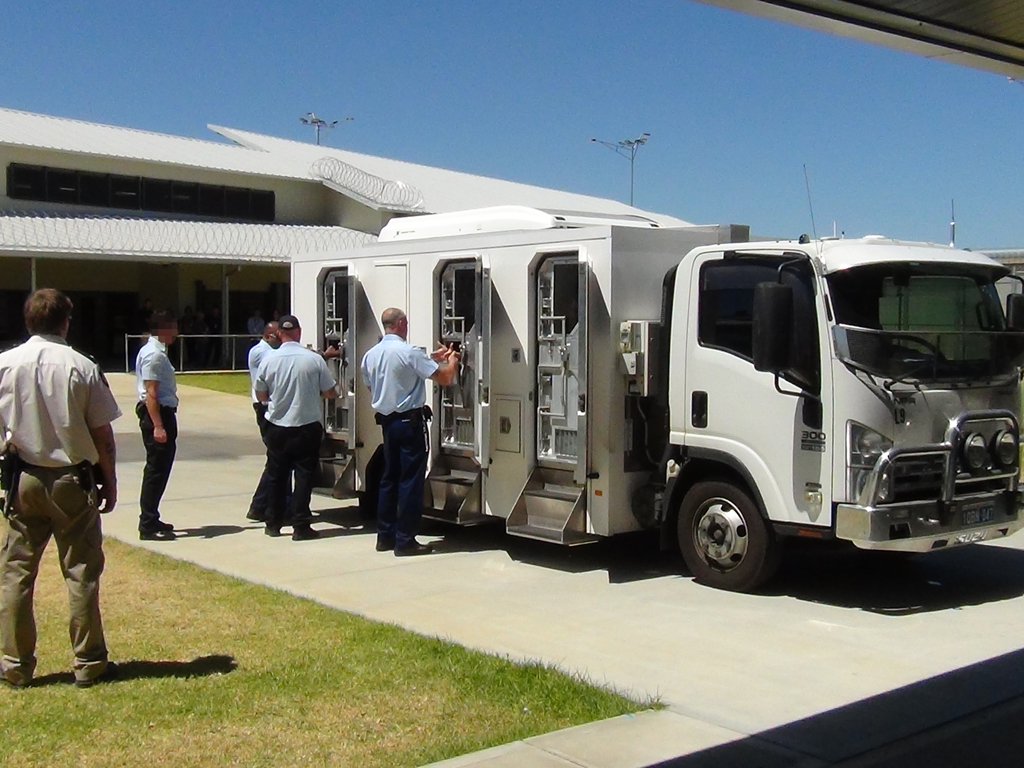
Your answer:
[88,423,117,513]
[429,349,461,387]
[144,380,167,444]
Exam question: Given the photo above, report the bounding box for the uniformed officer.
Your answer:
[135,310,179,541]
[360,307,459,556]
[254,314,337,540]
[246,321,280,522]
[0,288,120,688]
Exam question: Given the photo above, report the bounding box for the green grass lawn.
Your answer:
[0,539,647,768]
[177,371,251,397]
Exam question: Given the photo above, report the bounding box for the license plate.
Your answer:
[962,503,995,527]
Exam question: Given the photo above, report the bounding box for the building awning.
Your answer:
[0,211,375,264]
[693,1,1024,77]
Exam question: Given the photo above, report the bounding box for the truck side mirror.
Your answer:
[1007,293,1024,330]
[752,282,793,372]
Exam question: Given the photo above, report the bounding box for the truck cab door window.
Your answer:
[699,257,820,392]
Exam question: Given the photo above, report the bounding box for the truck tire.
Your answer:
[677,480,781,592]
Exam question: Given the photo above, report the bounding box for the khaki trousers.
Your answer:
[0,465,108,686]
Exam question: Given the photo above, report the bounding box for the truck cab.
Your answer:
[659,236,1024,590]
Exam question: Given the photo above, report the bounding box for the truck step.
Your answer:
[506,523,598,546]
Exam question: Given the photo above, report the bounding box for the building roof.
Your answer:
[0,107,308,180]
[210,125,692,226]
[0,211,374,264]
[0,107,691,226]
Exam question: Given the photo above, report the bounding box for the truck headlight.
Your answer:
[848,422,893,505]
[962,432,989,472]
[992,430,1018,469]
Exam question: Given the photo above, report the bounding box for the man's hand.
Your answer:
[430,342,451,362]
[153,425,168,444]
[96,479,117,513]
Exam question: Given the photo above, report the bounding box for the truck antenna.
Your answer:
[949,199,956,247]
[803,164,818,242]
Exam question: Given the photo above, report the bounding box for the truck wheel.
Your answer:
[677,480,781,592]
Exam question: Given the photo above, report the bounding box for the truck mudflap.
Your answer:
[835,492,1024,552]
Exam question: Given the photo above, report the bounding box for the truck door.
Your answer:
[425,257,491,523]
[319,266,358,497]
[507,250,593,545]
[682,251,830,527]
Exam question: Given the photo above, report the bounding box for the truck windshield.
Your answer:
[826,263,1024,382]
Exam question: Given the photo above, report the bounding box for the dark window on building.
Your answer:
[198,185,225,217]
[7,164,46,199]
[110,174,141,208]
[172,181,199,214]
[224,187,250,219]
[5,162,275,222]
[142,179,173,212]
[79,172,110,206]
[250,190,275,222]
[46,169,79,204]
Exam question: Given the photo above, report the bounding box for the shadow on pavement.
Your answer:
[175,524,249,539]
[767,540,1024,615]
[421,521,1024,612]
[649,648,1024,768]
[28,654,238,688]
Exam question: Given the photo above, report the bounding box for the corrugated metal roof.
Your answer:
[0,211,374,264]
[210,126,693,227]
[0,107,308,180]
[0,107,692,226]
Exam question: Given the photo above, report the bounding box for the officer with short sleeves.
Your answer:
[255,315,337,540]
[0,289,121,688]
[135,310,179,540]
[360,307,459,556]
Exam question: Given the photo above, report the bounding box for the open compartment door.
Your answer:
[507,250,596,545]
[318,266,359,498]
[426,256,491,524]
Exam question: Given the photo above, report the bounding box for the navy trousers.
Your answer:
[263,421,322,529]
[377,414,428,549]
[137,402,177,533]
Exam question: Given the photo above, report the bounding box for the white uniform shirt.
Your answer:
[247,339,276,403]
[255,341,336,427]
[136,336,178,407]
[360,334,438,415]
[0,335,122,467]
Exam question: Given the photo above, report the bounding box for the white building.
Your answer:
[0,107,689,365]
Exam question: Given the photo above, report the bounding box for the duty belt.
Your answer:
[375,406,432,426]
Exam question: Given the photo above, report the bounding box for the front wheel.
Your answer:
[677,480,781,592]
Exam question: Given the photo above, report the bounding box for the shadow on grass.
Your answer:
[29,654,238,687]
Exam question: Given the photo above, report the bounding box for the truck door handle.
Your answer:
[691,391,708,429]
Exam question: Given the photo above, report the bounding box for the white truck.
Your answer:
[291,206,1024,591]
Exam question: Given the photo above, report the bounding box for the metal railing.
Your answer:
[124,333,261,373]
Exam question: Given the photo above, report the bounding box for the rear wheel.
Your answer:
[677,480,781,592]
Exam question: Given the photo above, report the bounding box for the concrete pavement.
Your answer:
[103,374,1024,767]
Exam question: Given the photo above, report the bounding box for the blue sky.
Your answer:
[3,1,1022,248]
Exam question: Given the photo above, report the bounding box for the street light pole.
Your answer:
[590,132,650,205]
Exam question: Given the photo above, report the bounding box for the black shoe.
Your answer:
[394,541,433,557]
[246,508,266,522]
[140,529,177,541]
[75,661,118,688]
[375,537,395,552]
[0,676,28,690]
[291,526,320,541]
[156,520,174,532]
[264,526,283,537]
